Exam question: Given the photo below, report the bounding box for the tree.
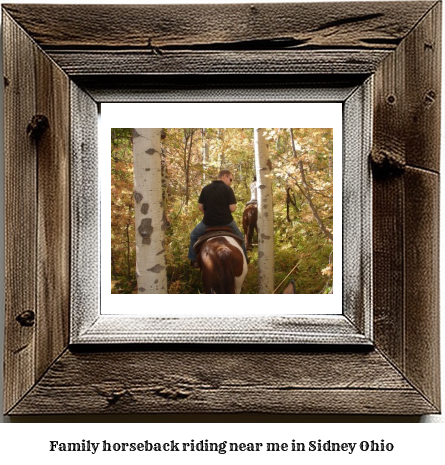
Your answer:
[254,128,274,293]
[289,128,333,241]
[266,127,334,293]
[182,128,197,205]
[132,128,167,293]
[201,128,209,182]
[111,128,135,292]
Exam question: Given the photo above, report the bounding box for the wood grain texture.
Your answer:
[35,36,71,382]
[47,50,390,76]
[372,175,405,369]
[404,168,440,407]
[8,349,437,415]
[372,9,407,371]
[404,2,441,172]
[70,83,99,338]
[2,2,435,49]
[3,11,71,413]
[3,12,38,414]
[342,81,372,336]
[3,2,434,79]
[76,75,365,104]
[1,2,435,83]
[372,1,441,172]
[372,2,441,411]
[74,315,370,345]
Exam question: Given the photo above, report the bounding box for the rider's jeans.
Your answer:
[188,220,247,261]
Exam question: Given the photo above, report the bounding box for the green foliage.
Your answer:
[165,201,204,294]
[111,128,334,294]
[111,128,135,293]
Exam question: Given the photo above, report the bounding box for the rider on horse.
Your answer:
[188,169,248,268]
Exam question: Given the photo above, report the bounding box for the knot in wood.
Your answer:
[16,310,35,327]
[27,115,49,141]
[96,385,130,405]
[424,90,436,105]
[370,149,405,178]
[105,389,128,405]
[154,386,191,400]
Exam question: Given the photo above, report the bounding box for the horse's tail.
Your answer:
[216,246,236,294]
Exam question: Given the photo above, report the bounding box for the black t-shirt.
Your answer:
[198,180,237,226]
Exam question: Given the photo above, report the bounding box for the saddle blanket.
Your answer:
[193,227,244,253]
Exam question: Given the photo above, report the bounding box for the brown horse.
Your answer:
[196,236,247,294]
[242,202,258,251]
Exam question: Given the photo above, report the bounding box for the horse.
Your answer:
[194,228,247,294]
[242,202,258,251]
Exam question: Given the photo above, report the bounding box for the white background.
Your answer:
[101,103,342,314]
[0,1,444,463]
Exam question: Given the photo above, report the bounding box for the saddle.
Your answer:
[193,226,244,253]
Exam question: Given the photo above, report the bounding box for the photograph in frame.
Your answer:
[103,103,343,319]
[110,127,336,298]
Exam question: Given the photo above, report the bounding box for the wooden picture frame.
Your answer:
[2,2,441,415]
[73,89,370,345]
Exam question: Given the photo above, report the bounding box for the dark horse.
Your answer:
[194,228,247,294]
[242,202,258,251]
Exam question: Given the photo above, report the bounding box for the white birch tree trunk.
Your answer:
[254,128,274,293]
[132,128,167,294]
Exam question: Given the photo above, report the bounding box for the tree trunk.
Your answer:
[183,129,195,205]
[160,129,168,214]
[132,128,167,294]
[125,222,131,283]
[201,128,209,182]
[218,128,225,167]
[254,128,274,293]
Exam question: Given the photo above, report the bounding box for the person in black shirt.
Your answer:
[188,169,247,267]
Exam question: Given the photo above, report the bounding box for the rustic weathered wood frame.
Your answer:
[72,83,371,345]
[3,2,441,415]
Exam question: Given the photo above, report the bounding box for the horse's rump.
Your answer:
[198,236,247,294]
[193,226,244,254]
